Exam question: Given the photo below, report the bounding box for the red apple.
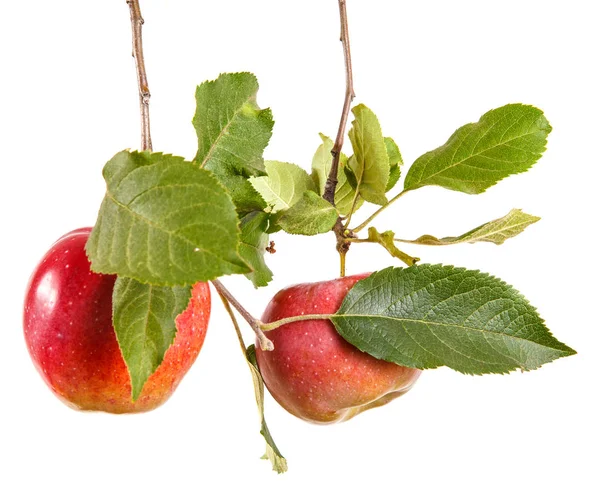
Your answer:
[256,274,421,424]
[23,227,210,413]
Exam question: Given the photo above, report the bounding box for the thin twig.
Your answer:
[322,0,356,276]
[323,0,355,205]
[211,280,274,351]
[351,189,410,233]
[127,0,153,151]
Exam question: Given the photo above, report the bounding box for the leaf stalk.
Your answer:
[211,280,274,351]
[260,314,334,332]
[352,189,410,233]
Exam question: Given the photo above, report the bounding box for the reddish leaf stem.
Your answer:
[211,280,274,351]
[323,0,355,205]
[127,0,153,151]
[323,0,356,276]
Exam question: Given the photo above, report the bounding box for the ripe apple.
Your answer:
[23,227,210,413]
[256,274,421,424]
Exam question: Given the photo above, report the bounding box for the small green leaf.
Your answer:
[348,104,390,206]
[239,212,273,288]
[249,161,316,213]
[310,133,335,194]
[385,137,403,191]
[310,134,361,216]
[246,345,288,474]
[404,104,551,194]
[278,191,338,235]
[112,277,191,400]
[344,160,358,190]
[331,265,576,375]
[387,165,401,192]
[192,72,273,214]
[86,150,248,286]
[193,72,273,176]
[385,136,403,166]
[404,209,540,246]
[366,227,420,267]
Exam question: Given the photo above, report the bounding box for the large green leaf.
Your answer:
[112,277,191,400]
[239,212,273,288]
[193,72,273,213]
[310,133,360,216]
[403,209,540,246]
[86,150,248,286]
[331,265,576,375]
[278,191,338,235]
[347,104,389,205]
[249,161,316,213]
[246,345,288,474]
[404,104,551,194]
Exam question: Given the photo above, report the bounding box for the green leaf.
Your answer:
[249,161,316,213]
[347,104,390,206]
[86,150,248,286]
[385,136,403,166]
[112,277,191,400]
[366,227,420,267]
[278,191,338,235]
[219,176,267,215]
[331,265,576,375]
[385,137,403,191]
[404,209,540,246]
[239,212,273,288]
[310,134,361,216]
[404,104,551,194]
[246,345,288,474]
[193,72,273,176]
[192,72,274,214]
[387,165,401,192]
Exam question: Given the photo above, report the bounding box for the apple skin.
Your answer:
[256,274,421,424]
[23,227,210,413]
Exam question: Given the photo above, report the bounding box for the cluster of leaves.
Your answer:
[84,72,575,473]
[86,73,285,469]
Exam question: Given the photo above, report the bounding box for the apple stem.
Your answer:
[322,0,356,278]
[215,288,249,356]
[211,279,274,351]
[260,314,334,333]
[127,0,153,151]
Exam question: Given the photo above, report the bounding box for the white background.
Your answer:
[1,1,598,496]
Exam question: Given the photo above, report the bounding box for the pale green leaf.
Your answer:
[249,161,316,213]
[404,104,551,194]
[239,212,273,288]
[310,134,361,216]
[366,227,420,267]
[347,104,389,205]
[404,209,540,246]
[278,191,338,235]
[112,277,191,400]
[246,345,288,474]
[331,265,576,375]
[385,137,402,191]
[385,136,403,166]
[86,150,248,286]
